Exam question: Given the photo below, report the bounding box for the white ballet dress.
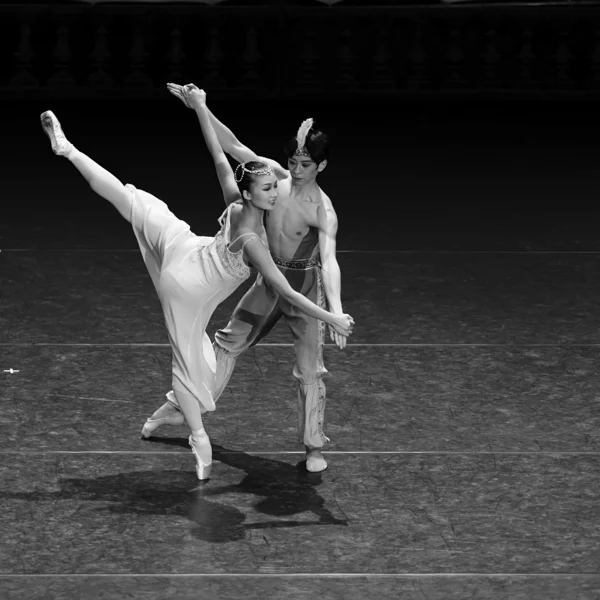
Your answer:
[126,184,259,412]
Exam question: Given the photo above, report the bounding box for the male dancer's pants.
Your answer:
[213,255,330,450]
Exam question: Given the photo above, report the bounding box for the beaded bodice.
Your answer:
[214,229,252,280]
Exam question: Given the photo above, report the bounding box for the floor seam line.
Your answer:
[4,343,600,348]
[0,573,597,578]
[6,249,600,254]
[1,451,599,455]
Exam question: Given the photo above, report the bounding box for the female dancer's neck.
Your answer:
[241,201,264,227]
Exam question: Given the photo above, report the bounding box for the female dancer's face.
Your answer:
[247,174,278,210]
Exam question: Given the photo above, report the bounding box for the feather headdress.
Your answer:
[295,118,314,157]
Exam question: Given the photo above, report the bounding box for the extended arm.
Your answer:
[205,105,290,180]
[317,197,347,349]
[181,86,241,206]
[243,237,354,336]
[166,82,289,180]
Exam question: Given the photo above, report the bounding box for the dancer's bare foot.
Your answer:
[306,447,328,473]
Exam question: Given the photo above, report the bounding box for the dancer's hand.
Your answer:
[329,326,348,350]
[166,82,191,108]
[183,84,206,109]
[330,313,354,339]
[167,83,206,109]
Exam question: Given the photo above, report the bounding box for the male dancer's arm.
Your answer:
[166,82,289,180]
[317,195,348,350]
[204,105,290,180]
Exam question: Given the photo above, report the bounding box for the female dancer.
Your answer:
[40,84,354,481]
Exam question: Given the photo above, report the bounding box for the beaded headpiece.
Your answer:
[234,162,274,182]
[294,118,314,158]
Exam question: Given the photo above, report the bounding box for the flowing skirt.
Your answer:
[127,184,233,412]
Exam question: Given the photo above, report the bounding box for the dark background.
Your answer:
[3,0,600,251]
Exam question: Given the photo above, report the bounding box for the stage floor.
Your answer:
[2,97,600,599]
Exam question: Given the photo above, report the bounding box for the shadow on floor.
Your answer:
[1,438,348,544]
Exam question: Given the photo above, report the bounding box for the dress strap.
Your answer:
[238,235,265,261]
[241,234,265,252]
[217,202,239,242]
[228,234,266,258]
[228,231,258,249]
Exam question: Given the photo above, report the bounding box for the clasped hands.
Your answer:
[166,82,205,109]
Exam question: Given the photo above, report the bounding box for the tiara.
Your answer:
[234,162,274,183]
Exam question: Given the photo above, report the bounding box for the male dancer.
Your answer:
[145,85,347,473]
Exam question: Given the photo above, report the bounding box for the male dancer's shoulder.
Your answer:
[302,195,320,205]
[302,185,327,206]
[317,186,336,213]
[312,188,337,233]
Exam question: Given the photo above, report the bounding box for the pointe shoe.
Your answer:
[189,433,212,480]
[141,402,185,439]
[40,110,73,156]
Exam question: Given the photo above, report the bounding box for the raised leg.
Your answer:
[40,111,133,221]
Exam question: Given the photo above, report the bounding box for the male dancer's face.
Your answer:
[288,154,326,186]
[245,174,278,210]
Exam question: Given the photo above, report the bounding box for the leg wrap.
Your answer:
[297,379,330,449]
[282,264,330,450]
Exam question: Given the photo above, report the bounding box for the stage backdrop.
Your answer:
[3,0,600,99]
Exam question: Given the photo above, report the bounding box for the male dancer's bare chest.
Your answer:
[266,197,320,261]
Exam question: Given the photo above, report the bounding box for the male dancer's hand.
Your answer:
[330,313,354,339]
[329,311,353,349]
[329,327,348,350]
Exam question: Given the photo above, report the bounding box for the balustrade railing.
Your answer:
[3,2,600,98]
